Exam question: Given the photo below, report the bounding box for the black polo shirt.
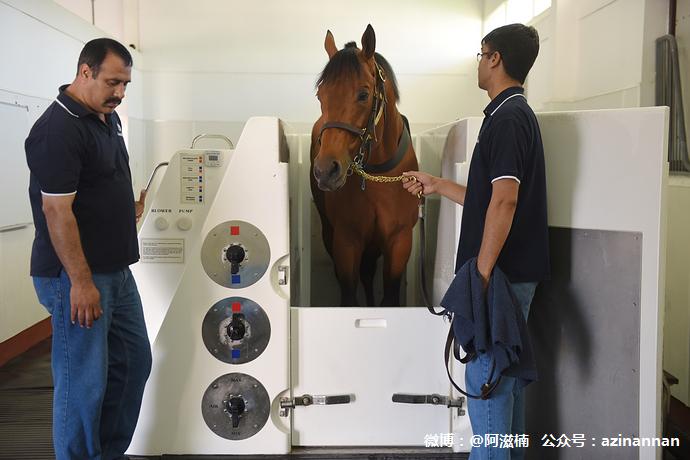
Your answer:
[25,85,139,277]
[455,86,550,282]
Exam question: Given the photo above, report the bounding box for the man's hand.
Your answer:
[135,189,147,223]
[402,171,439,197]
[402,171,467,205]
[70,280,102,328]
[477,260,492,291]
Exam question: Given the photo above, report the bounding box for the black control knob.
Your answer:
[227,313,246,341]
[225,396,246,428]
[226,245,246,274]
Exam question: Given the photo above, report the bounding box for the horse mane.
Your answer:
[316,41,400,102]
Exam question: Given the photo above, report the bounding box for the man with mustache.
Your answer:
[25,38,150,460]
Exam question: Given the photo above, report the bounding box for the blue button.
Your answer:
[231,349,241,359]
[231,275,241,284]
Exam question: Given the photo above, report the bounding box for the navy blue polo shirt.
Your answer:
[25,85,139,277]
[455,87,550,282]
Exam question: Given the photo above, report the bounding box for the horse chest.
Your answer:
[323,184,416,234]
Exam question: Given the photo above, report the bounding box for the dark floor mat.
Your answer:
[0,387,54,459]
[0,339,52,390]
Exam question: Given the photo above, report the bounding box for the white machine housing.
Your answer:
[129,109,667,459]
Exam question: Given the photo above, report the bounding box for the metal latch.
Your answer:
[278,266,288,285]
[279,394,351,417]
[392,393,466,416]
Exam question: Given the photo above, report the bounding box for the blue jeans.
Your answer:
[466,281,538,460]
[33,268,152,460]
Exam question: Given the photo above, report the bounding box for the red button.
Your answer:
[230,226,240,235]
[232,302,241,312]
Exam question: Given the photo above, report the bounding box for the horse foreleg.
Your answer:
[360,249,379,306]
[380,229,413,307]
[332,233,363,306]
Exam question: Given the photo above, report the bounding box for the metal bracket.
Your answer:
[392,393,466,416]
[278,266,289,285]
[279,394,351,417]
[145,161,169,192]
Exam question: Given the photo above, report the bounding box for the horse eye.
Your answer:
[357,91,369,102]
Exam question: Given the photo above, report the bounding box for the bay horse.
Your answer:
[310,24,418,306]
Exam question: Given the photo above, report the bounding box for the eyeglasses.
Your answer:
[476,51,494,62]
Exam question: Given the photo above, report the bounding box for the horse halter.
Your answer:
[317,59,388,171]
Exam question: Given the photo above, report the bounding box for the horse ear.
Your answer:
[361,24,376,61]
[325,30,338,59]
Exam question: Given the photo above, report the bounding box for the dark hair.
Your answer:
[316,42,400,101]
[482,23,539,84]
[77,38,133,77]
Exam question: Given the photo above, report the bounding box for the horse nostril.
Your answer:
[314,163,327,180]
[328,161,341,179]
[314,158,343,184]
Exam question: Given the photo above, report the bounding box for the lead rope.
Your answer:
[414,178,501,400]
[416,194,451,318]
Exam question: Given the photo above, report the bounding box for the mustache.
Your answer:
[105,98,122,105]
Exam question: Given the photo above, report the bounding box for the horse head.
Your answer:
[309,25,416,306]
[313,24,396,191]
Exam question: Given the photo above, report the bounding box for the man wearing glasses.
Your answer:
[403,24,550,460]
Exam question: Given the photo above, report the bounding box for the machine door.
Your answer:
[289,307,468,447]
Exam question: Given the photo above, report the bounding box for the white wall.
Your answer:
[0,1,488,342]
[132,0,486,172]
[484,0,668,111]
[53,0,130,42]
[0,0,143,342]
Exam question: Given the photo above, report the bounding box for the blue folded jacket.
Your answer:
[440,257,537,388]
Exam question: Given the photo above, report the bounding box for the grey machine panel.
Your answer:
[526,227,641,460]
[201,220,271,289]
[201,373,270,440]
[202,297,271,364]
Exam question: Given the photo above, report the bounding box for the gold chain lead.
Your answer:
[351,164,422,198]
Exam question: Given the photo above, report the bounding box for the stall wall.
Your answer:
[0,0,143,343]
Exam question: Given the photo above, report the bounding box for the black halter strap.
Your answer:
[363,115,410,174]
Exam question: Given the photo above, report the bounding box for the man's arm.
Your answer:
[477,178,519,286]
[42,194,102,328]
[402,171,467,205]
